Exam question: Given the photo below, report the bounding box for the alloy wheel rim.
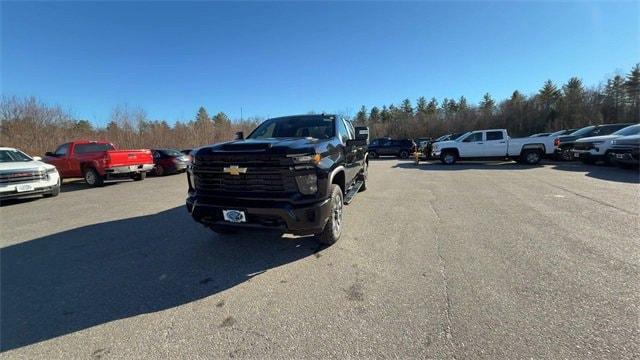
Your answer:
[527,152,539,163]
[332,194,343,236]
[85,171,95,184]
[445,154,454,164]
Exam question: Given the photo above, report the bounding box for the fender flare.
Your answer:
[328,165,346,193]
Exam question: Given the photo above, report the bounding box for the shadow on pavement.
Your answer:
[551,163,640,184]
[0,206,321,351]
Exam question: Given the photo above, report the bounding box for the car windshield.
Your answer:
[0,149,33,162]
[569,126,595,136]
[612,124,640,136]
[451,132,468,140]
[248,116,335,139]
[161,149,183,157]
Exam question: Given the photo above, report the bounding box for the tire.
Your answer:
[369,151,378,159]
[83,168,104,187]
[399,150,409,159]
[358,162,368,192]
[316,184,344,245]
[132,172,146,181]
[209,225,239,234]
[154,165,165,176]
[521,149,542,165]
[440,151,457,165]
[559,147,573,161]
[44,178,61,198]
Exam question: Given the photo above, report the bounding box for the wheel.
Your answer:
[132,172,146,181]
[209,225,239,234]
[84,168,104,187]
[358,162,368,192]
[399,150,409,159]
[316,184,344,245]
[44,178,61,197]
[521,149,542,165]
[440,151,457,165]
[559,147,573,161]
[154,165,165,176]
[369,151,378,159]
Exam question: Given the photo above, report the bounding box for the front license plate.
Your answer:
[616,154,625,159]
[16,184,34,193]
[223,210,247,223]
[574,152,580,158]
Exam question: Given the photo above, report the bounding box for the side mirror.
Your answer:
[32,156,42,161]
[235,131,244,140]
[45,152,55,157]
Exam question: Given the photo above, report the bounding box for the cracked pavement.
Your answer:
[1,159,639,359]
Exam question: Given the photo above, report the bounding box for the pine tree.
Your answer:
[401,98,413,115]
[355,105,368,125]
[603,75,627,122]
[369,106,381,124]
[625,64,640,121]
[195,106,210,124]
[416,97,428,115]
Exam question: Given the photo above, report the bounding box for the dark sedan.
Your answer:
[151,149,190,176]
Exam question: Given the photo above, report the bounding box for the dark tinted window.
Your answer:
[486,131,503,141]
[54,143,70,156]
[463,132,483,142]
[337,118,349,143]
[74,143,115,154]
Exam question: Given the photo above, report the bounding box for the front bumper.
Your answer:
[572,149,604,160]
[186,195,332,235]
[609,149,640,165]
[0,173,60,200]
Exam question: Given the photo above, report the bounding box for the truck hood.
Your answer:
[197,138,322,156]
[431,140,456,148]
[0,160,56,172]
[575,134,618,143]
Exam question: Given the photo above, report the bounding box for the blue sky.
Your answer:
[2,1,638,125]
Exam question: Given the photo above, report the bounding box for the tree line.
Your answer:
[1,64,638,156]
[355,64,639,139]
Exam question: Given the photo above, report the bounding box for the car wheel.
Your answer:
[44,178,61,197]
[560,147,573,161]
[358,162,368,192]
[369,151,378,159]
[440,151,457,165]
[132,172,146,181]
[84,168,104,187]
[522,149,542,165]
[316,184,343,245]
[154,165,165,176]
[399,150,409,159]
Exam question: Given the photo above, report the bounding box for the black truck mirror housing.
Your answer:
[354,126,369,141]
[235,131,244,140]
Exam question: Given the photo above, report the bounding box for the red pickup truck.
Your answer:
[44,140,154,186]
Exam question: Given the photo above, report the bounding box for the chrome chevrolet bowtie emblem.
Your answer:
[223,165,247,176]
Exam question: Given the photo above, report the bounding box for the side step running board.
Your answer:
[343,181,363,205]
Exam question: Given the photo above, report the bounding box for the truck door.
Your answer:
[337,118,358,183]
[458,132,485,157]
[48,143,71,176]
[484,131,508,157]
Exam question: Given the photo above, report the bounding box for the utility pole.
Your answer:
[240,107,243,122]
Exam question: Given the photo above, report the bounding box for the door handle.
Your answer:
[499,141,506,144]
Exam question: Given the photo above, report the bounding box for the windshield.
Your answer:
[451,132,468,141]
[612,124,640,136]
[569,126,595,137]
[160,149,183,157]
[0,149,33,162]
[248,116,335,140]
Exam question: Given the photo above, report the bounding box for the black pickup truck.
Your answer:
[186,114,369,245]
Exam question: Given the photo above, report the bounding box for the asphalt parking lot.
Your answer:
[1,159,639,359]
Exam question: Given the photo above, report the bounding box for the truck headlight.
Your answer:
[289,154,321,165]
[295,173,318,194]
[45,167,58,174]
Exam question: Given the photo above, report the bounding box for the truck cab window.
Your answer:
[54,143,69,156]
[337,118,350,143]
[463,133,483,142]
[486,131,503,141]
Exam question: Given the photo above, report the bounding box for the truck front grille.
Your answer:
[193,167,297,194]
[573,142,594,151]
[0,170,46,185]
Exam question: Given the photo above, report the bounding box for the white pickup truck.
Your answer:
[431,129,556,165]
[0,147,61,201]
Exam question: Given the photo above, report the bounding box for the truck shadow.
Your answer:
[0,207,321,351]
[60,179,126,193]
[550,163,640,184]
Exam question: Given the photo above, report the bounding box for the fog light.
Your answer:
[295,174,318,195]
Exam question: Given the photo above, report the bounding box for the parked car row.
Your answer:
[0,140,194,202]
